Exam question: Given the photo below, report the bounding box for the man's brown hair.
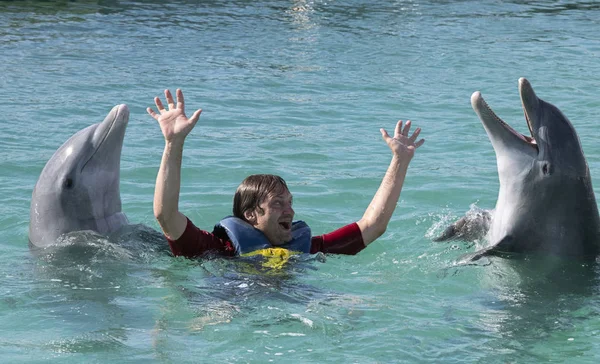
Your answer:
[233,174,289,221]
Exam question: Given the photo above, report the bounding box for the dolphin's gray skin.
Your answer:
[29,104,130,248]
[436,78,600,260]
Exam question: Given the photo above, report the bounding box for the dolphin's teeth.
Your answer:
[478,92,538,151]
[522,106,535,139]
[523,135,537,145]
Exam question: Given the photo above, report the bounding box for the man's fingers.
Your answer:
[415,139,425,148]
[189,109,202,124]
[165,89,175,109]
[176,88,184,110]
[155,97,166,112]
[147,107,158,120]
[394,120,403,138]
[381,128,392,143]
[410,127,421,141]
[402,120,411,137]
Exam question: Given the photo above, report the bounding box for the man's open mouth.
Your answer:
[279,221,291,230]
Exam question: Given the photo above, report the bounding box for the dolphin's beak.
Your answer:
[82,104,129,171]
[94,104,129,147]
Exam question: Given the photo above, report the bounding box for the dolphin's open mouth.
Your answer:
[475,92,538,153]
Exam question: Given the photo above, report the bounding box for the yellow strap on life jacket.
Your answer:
[241,247,301,270]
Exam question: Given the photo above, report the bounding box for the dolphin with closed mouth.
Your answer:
[29,104,130,249]
[435,78,600,260]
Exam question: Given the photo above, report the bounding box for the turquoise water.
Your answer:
[2,0,600,362]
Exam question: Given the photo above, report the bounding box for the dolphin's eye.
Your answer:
[64,178,74,189]
[542,163,550,175]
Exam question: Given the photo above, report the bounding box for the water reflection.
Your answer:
[13,225,169,353]
[287,0,316,31]
[25,221,334,351]
[145,250,369,341]
[0,0,125,15]
[509,0,600,14]
[178,253,327,306]
[477,256,600,357]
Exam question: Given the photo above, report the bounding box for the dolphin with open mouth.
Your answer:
[29,104,130,249]
[435,78,600,260]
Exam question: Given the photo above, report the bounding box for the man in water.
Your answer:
[148,89,424,258]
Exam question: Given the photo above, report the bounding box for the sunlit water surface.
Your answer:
[1,0,600,362]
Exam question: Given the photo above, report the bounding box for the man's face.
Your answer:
[250,189,295,245]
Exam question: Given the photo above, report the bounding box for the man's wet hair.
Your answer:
[233,174,290,221]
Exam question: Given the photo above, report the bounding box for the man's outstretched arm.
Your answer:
[148,89,202,241]
[357,120,424,246]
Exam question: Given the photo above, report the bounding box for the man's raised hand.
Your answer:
[147,89,202,142]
